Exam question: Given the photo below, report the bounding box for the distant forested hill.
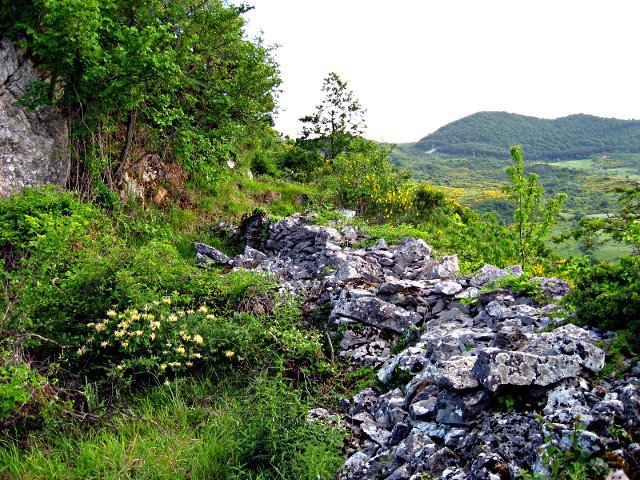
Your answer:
[415,112,640,159]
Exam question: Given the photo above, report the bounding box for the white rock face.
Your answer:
[0,37,69,197]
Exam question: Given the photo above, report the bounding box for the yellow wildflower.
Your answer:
[100,341,109,347]
[95,323,106,332]
[176,346,186,355]
[162,297,172,304]
[167,314,178,323]
[107,310,117,317]
[224,350,235,358]
[193,334,204,345]
[198,305,208,313]
[150,333,156,340]
[150,321,161,330]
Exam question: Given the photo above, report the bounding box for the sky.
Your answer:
[243,0,640,143]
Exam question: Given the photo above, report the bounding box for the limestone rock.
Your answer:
[332,297,422,333]
[423,356,480,390]
[0,37,69,197]
[472,347,582,392]
[426,255,460,280]
[194,242,231,265]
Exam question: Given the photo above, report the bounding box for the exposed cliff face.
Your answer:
[0,37,69,198]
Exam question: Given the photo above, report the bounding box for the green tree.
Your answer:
[298,72,366,161]
[503,146,567,269]
[569,183,640,254]
[3,0,280,193]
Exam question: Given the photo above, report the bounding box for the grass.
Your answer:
[188,173,321,223]
[1,378,240,479]
[549,222,632,261]
[0,374,345,480]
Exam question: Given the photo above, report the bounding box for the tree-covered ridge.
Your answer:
[416,111,640,159]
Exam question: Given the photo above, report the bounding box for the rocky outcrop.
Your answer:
[0,37,69,198]
[195,212,638,480]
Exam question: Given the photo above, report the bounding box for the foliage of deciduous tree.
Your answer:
[2,0,281,194]
[298,72,366,161]
[503,146,567,269]
[569,183,640,255]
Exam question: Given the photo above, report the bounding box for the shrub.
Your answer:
[564,256,640,332]
[330,140,412,221]
[79,282,324,381]
[0,351,56,437]
[0,187,125,349]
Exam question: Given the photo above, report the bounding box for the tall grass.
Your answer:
[0,374,344,479]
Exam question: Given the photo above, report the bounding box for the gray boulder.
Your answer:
[332,297,422,333]
[194,242,232,265]
[1,37,69,197]
[472,347,583,392]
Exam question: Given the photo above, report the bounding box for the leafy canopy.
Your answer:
[3,0,281,192]
[569,183,640,254]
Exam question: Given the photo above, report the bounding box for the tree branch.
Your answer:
[0,329,71,350]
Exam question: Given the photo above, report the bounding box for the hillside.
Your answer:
[2,3,640,478]
[415,111,640,160]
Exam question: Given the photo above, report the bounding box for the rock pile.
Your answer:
[196,212,639,480]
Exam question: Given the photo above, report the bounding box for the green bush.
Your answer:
[565,256,640,332]
[0,351,55,437]
[0,187,125,348]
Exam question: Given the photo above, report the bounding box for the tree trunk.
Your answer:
[115,108,138,182]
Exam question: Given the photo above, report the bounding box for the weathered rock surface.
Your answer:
[195,212,638,480]
[0,37,69,198]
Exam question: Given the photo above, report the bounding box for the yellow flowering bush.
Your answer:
[84,298,213,378]
[331,142,413,222]
[82,292,324,381]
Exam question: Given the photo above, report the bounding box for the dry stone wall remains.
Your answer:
[195,212,638,480]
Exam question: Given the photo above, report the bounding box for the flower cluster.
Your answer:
[83,297,236,379]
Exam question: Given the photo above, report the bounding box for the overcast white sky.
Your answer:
[244,1,640,143]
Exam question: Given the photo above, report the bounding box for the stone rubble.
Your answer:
[195,212,639,480]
